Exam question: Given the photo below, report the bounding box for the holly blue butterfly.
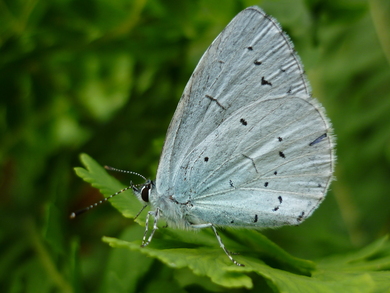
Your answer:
[73,6,335,266]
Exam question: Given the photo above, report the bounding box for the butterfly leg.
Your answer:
[191,223,244,266]
[141,208,160,247]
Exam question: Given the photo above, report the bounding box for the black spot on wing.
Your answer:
[279,151,285,159]
[309,133,328,146]
[254,214,258,223]
[264,182,269,187]
[204,157,209,162]
[261,76,272,86]
[278,137,283,142]
[254,60,262,65]
[273,196,283,212]
[297,211,305,222]
[240,118,247,126]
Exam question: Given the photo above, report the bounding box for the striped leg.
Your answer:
[141,208,160,247]
[191,223,244,266]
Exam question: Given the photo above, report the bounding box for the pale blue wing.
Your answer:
[156,7,311,191]
[177,95,334,227]
[153,6,335,228]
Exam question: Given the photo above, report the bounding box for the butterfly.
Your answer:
[73,6,335,266]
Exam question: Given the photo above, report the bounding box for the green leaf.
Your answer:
[103,236,254,289]
[75,153,145,221]
[228,260,376,293]
[76,154,318,288]
[76,153,390,291]
[318,236,390,271]
[100,225,154,293]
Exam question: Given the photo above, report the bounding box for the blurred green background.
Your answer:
[1,0,390,292]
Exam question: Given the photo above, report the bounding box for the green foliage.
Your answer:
[78,153,390,291]
[1,0,390,292]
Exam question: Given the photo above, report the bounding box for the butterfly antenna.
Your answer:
[104,166,147,181]
[70,166,147,219]
[70,185,134,219]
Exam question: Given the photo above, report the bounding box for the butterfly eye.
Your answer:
[141,183,151,202]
